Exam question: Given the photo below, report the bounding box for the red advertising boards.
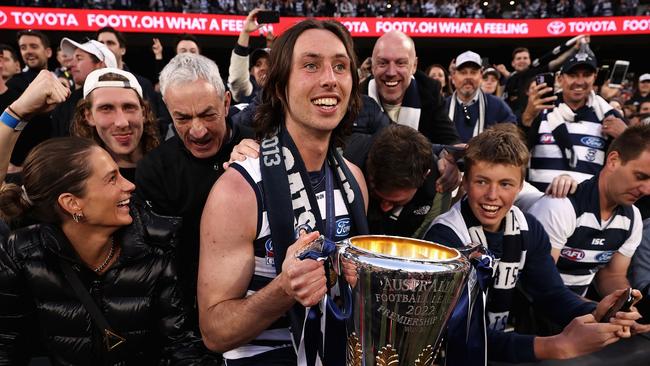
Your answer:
[0,6,649,38]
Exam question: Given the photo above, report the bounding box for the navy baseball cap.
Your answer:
[561,49,597,74]
[250,48,270,70]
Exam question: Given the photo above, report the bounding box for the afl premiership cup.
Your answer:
[336,235,470,366]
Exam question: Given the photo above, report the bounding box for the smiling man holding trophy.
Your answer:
[198,17,470,366]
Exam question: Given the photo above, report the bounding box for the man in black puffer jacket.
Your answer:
[0,201,212,365]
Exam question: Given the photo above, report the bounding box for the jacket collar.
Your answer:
[39,203,152,268]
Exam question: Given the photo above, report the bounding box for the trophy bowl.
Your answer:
[338,235,470,366]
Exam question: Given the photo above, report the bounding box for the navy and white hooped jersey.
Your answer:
[529,176,642,296]
[528,100,612,191]
[227,156,352,361]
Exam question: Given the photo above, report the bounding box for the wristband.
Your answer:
[0,110,28,131]
[7,105,25,120]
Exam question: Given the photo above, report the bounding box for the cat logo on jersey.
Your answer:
[585,148,597,162]
[265,239,275,266]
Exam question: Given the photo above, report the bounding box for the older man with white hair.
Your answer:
[135,53,254,324]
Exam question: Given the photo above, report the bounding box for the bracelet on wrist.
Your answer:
[0,109,28,131]
[7,105,25,121]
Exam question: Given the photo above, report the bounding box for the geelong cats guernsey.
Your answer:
[529,175,642,296]
[527,93,619,191]
[227,156,353,360]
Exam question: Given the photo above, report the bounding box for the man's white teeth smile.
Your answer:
[481,204,499,213]
[384,81,399,87]
[312,97,337,106]
[117,199,130,207]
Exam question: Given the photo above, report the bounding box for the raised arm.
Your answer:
[228,9,263,103]
[1,70,69,183]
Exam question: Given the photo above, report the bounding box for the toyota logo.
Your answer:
[0,11,7,26]
[547,21,566,35]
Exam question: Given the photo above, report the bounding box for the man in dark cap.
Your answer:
[524,42,626,191]
[228,8,270,104]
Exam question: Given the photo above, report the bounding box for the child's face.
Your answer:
[463,161,523,232]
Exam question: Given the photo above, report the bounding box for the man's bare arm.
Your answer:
[1,71,69,182]
[595,253,632,297]
[345,159,368,212]
[198,168,327,352]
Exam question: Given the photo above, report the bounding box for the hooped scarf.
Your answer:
[259,127,368,366]
[437,198,528,366]
[448,90,487,139]
[367,76,422,130]
[545,91,613,168]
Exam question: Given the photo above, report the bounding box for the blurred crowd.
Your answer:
[11,0,646,18]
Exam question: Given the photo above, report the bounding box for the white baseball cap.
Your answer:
[83,67,143,99]
[456,50,482,69]
[639,73,650,82]
[60,38,117,69]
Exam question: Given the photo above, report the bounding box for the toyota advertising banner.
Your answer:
[0,6,649,38]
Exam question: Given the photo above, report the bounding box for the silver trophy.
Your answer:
[333,235,471,366]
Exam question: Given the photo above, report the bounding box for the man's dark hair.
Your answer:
[607,124,650,164]
[512,47,529,60]
[96,26,127,48]
[254,19,361,147]
[16,29,51,49]
[174,33,201,53]
[366,125,433,193]
[0,44,19,63]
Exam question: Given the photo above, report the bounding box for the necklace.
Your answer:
[94,237,115,273]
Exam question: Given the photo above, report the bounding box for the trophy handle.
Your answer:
[326,241,352,321]
[457,242,485,260]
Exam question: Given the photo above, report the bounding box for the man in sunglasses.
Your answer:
[447,50,516,143]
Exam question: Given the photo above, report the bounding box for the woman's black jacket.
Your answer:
[0,202,211,365]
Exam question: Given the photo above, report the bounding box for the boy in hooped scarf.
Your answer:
[424,124,642,365]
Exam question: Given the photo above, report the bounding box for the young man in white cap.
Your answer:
[447,50,516,143]
[71,67,161,183]
[51,37,117,137]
